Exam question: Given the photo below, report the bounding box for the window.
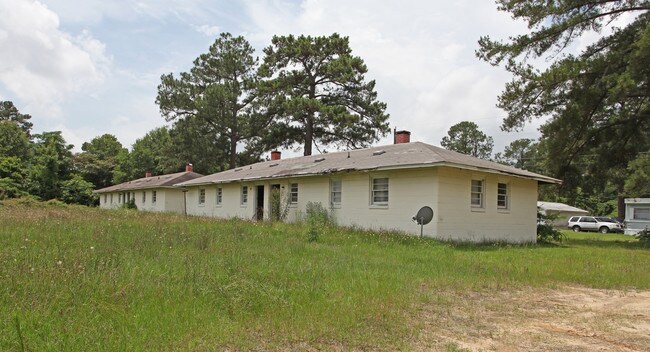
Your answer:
[152,191,157,205]
[371,177,389,206]
[104,194,107,204]
[497,182,508,209]
[110,194,113,204]
[199,188,206,205]
[290,183,298,205]
[118,193,122,204]
[216,188,222,206]
[142,191,146,204]
[471,179,484,208]
[330,180,342,207]
[241,186,248,205]
[634,207,650,220]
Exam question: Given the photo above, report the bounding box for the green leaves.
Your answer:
[260,33,389,155]
[156,33,263,169]
[479,1,650,211]
[440,121,494,160]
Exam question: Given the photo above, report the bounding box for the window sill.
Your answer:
[198,204,205,207]
[289,203,298,208]
[497,208,510,214]
[370,204,388,209]
[471,207,485,213]
[330,204,341,209]
[240,204,247,208]
[216,204,222,208]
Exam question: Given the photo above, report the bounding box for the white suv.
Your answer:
[567,216,623,234]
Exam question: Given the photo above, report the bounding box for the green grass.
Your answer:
[1,200,649,350]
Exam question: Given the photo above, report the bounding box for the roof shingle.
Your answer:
[177,142,560,186]
[94,171,204,193]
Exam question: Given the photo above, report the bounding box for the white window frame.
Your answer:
[471,179,484,209]
[241,186,248,206]
[289,183,298,206]
[142,191,146,204]
[152,191,157,205]
[497,182,509,210]
[330,179,342,208]
[110,194,113,204]
[370,177,389,207]
[216,187,222,206]
[199,188,206,206]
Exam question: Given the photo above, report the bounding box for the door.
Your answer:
[255,185,265,221]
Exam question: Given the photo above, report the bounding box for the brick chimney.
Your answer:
[271,151,281,160]
[186,163,193,172]
[395,130,411,144]
[145,171,152,178]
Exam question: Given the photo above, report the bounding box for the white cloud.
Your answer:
[0,0,111,119]
[193,24,221,37]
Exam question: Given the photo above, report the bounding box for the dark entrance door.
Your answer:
[255,185,264,221]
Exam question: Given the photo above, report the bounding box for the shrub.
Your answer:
[537,210,565,243]
[270,187,290,221]
[637,226,650,245]
[305,202,332,242]
[60,175,98,206]
[121,198,137,210]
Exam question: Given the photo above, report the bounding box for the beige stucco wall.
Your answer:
[98,188,186,214]
[99,192,119,209]
[186,183,257,220]
[435,167,538,243]
[332,168,439,235]
[182,166,538,243]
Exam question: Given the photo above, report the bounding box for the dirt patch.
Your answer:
[412,286,650,351]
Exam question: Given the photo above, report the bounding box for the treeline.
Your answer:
[439,119,650,216]
[0,33,391,205]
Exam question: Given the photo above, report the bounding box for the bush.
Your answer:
[637,226,650,245]
[305,202,332,243]
[270,187,290,221]
[60,175,98,206]
[537,210,565,243]
[537,223,565,243]
[121,198,137,210]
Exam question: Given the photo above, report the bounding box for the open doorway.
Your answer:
[255,185,264,221]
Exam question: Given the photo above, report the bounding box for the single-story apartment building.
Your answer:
[624,198,650,235]
[95,165,203,214]
[176,131,560,243]
[537,201,589,227]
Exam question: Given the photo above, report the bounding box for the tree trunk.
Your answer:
[229,133,237,169]
[617,194,625,222]
[304,83,316,156]
[304,117,313,156]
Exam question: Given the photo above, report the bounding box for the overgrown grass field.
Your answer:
[1,200,649,350]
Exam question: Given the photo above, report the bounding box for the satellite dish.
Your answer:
[412,206,434,237]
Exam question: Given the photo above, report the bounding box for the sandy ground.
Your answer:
[412,286,650,351]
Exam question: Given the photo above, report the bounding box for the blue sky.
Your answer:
[1,0,597,156]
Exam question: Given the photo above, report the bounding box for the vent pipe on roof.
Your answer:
[145,171,152,178]
[186,163,193,172]
[395,130,411,144]
[271,151,281,160]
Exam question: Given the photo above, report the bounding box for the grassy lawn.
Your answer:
[1,200,648,350]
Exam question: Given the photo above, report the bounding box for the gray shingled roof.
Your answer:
[537,201,588,213]
[177,142,560,187]
[94,171,204,193]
